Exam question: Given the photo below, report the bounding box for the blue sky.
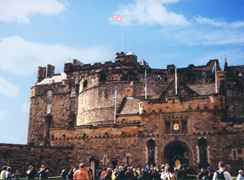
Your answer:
[0,0,244,144]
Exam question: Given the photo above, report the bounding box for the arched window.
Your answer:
[99,71,107,82]
[138,102,144,114]
[147,139,156,165]
[83,80,88,89]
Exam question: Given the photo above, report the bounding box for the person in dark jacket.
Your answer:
[26,165,37,180]
[38,164,49,180]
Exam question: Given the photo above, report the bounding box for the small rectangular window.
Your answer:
[182,120,187,133]
[233,149,238,160]
[165,120,170,133]
[237,148,242,154]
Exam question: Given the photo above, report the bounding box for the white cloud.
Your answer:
[0,36,114,75]
[0,76,20,97]
[0,0,65,23]
[195,16,244,29]
[200,49,244,66]
[110,0,190,26]
[162,24,244,46]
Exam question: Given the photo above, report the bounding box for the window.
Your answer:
[182,120,187,133]
[173,122,180,131]
[47,90,53,104]
[155,75,162,81]
[46,90,53,114]
[165,120,170,133]
[232,149,238,160]
[237,148,242,154]
[99,71,107,82]
[83,80,88,89]
[197,137,208,168]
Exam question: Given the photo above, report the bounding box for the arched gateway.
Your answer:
[164,141,191,168]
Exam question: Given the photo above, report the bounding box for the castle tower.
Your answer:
[76,52,139,125]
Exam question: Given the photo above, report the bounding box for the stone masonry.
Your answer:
[0,52,243,175]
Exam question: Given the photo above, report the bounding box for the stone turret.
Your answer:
[115,51,137,65]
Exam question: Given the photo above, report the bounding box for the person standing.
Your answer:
[73,163,90,180]
[38,164,49,180]
[26,165,37,180]
[0,166,8,180]
[212,161,232,180]
[6,167,12,180]
[237,170,244,180]
[197,168,207,180]
[161,164,174,180]
[60,168,69,180]
[68,168,76,180]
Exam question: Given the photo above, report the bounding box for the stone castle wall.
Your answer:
[0,144,73,176]
[49,96,244,169]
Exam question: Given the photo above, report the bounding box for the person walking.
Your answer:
[73,163,90,180]
[212,161,232,180]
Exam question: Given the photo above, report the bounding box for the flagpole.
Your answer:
[145,68,147,99]
[215,61,218,94]
[122,30,126,52]
[114,89,117,123]
[111,15,125,52]
[175,67,178,95]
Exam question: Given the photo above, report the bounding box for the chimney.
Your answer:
[73,59,82,65]
[167,64,175,73]
[47,64,55,77]
[64,63,73,73]
[37,66,47,82]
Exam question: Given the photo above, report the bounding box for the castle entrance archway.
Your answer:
[164,141,190,168]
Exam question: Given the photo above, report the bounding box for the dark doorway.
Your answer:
[164,141,190,168]
[197,137,208,168]
[147,139,156,165]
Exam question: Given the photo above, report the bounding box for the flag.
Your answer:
[112,15,123,22]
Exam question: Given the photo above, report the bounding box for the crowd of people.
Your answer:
[0,164,49,180]
[59,161,244,180]
[0,161,243,180]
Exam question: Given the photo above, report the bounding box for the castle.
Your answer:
[1,52,244,174]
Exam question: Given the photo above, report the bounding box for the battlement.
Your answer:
[63,52,139,73]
